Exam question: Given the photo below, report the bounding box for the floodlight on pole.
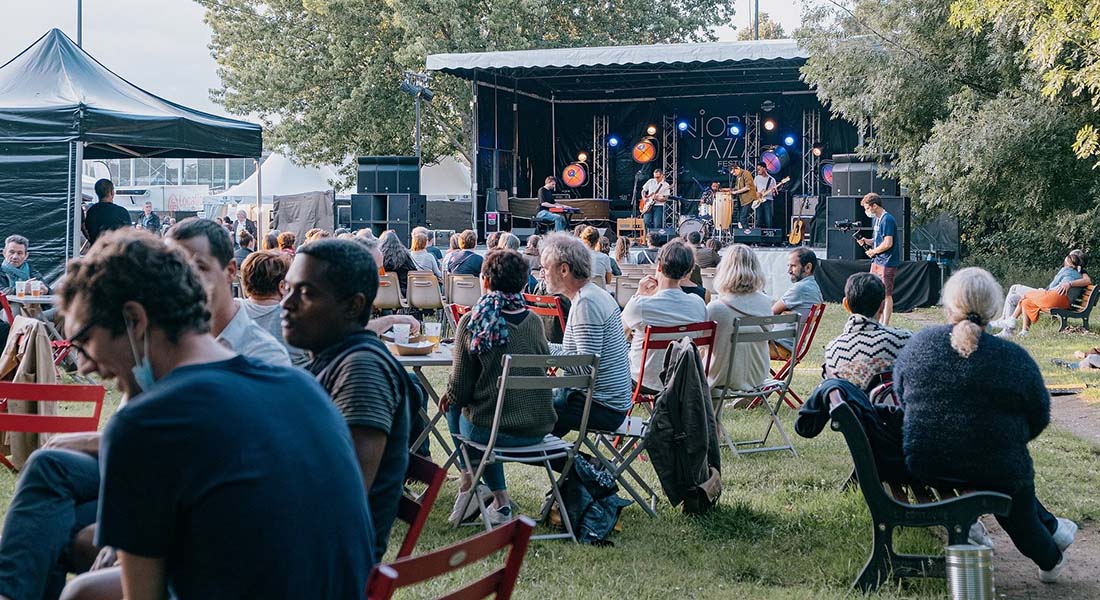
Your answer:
[400,71,433,167]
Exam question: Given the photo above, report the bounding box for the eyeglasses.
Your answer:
[66,321,95,359]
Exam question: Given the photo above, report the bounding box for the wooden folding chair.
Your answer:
[0,382,106,472]
[366,516,536,600]
[522,293,567,332]
[769,303,826,408]
[395,452,447,559]
[714,314,800,457]
[453,354,599,542]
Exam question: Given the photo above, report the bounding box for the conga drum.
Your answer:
[714,191,734,231]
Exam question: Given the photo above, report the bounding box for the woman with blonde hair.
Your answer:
[894,267,1076,582]
[580,226,612,287]
[614,236,633,266]
[703,244,773,397]
[410,229,443,279]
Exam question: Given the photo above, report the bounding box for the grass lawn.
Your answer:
[2,305,1098,598]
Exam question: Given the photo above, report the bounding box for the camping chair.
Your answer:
[449,275,482,308]
[453,354,599,542]
[614,276,641,309]
[366,516,535,600]
[522,293,567,332]
[769,303,825,408]
[395,452,447,559]
[0,382,106,472]
[714,313,799,457]
[374,272,406,312]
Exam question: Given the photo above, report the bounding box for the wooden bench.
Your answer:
[827,391,1012,592]
[1046,284,1098,331]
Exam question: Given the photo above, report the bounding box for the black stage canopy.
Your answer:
[0,29,262,275]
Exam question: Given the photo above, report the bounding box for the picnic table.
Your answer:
[392,343,456,463]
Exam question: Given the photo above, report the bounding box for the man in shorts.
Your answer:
[859,193,900,325]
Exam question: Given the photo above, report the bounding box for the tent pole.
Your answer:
[471,73,478,235]
[72,142,84,258]
[255,158,263,243]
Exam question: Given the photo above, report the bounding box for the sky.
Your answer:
[3,0,806,120]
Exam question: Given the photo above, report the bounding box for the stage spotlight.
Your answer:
[812,143,823,157]
[729,124,742,136]
[763,119,776,131]
[646,124,658,135]
[608,136,619,148]
[783,135,796,147]
[677,120,689,132]
[577,151,589,162]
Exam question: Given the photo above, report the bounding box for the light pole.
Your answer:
[400,71,434,167]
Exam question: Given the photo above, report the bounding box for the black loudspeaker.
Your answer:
[731,228,784,246]
[826,195,911,261]
[357,156,420,194]
[832,154,899,196]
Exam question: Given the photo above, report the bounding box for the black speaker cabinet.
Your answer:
[357,156,420,194]
[826,195,911,261]
[832,154,899,197]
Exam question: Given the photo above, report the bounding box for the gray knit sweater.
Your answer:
[446,311,557,438]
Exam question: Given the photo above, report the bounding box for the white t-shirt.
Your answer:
[754,174,776,200]
[620,287,708,392]
[589,249,611,286]
[641,178,671,204]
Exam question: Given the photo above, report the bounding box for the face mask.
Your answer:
[865,210,875,219]
[125,320,156,393]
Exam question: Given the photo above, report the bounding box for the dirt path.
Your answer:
[1050,394,1100,447]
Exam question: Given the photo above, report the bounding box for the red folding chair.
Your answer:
[0,292,14,324]
[629,321,718,414]
[0,382,106,472]
[395,453,447,559]
[447,303,471,329]
[365,516,536,600]
[769,303,826,408]
[521,293,567,332]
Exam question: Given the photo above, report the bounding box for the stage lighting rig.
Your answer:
[646,124,658,135]
[812,143,823,157]
[677,120,689,132]
[783,135,796,147]
[608,136,620,147]
[577,151,589,162]
[729,124,742,136]
[400,71,433,164]
[763,119,776,131]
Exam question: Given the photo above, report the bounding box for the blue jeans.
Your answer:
[535,210,567,231]
[755,201,772,229]
[447,406,544,491]
[643,204,665,232]
[0,449,101,600]
[738,202,754,228]
[551,388,626,437]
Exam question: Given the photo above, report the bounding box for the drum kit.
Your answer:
[676,189,737,239]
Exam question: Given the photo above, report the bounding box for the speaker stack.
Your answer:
[826,155,909,261]
[352,156,425,244]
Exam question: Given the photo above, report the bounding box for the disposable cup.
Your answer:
[393,323,411,344]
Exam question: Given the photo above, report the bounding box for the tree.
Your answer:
[797,0,1100,277]
[736,12,787,41]
[198,0,738,185]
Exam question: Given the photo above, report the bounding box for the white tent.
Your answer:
[222,152,341,199]
[420,155,471,199]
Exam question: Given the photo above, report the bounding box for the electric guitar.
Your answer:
[639,184,670,214]
[751,177,790,210]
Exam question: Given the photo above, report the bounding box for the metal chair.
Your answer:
[453,354,599,542]
[769,303,826,408]
[0,382,106,472]
[714,313,800,457]
[522,293,567,332]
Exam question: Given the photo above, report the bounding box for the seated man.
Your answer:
[534,176,569,231]
[2,234,47,294]
[444,229,484,276]
[0,222,290,600]
[282,239,411,562]
[823,273,912,391]
[634,231,664,266]
[621,240,707,394]
[689,231,719,269]
[771,247,823,359]
[539,233,632,435]
[57,230,374,599]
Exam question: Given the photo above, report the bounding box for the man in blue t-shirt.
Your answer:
[772,247,824,358]
[859,193,901,325]
[283,239,411,562]
[54,231,374,599]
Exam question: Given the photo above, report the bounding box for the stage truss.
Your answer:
[801,109,820,197]
[592,114,609,201]
[742,113,760,170]
[661,115,680,230]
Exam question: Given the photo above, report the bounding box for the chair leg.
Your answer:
[544,460,577,543]
[853,526,895,592]
[712,397,740,457]
[584,436,657,518]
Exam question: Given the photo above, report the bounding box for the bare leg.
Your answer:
[59,567,122,600]
[882,295,894,326]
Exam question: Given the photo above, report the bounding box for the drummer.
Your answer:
[699,181,720,218]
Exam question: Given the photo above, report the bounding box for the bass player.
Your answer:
[640,168,671,232]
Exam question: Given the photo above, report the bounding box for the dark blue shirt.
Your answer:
[446,249,484,276]
[872,211,901,267]
[97,355,374,599]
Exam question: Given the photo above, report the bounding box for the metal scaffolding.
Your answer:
[801,109,821,197]
[592,114,609,200]
[661,115,679,229]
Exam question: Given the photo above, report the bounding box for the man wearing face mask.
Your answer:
[0,221,291,600]
[858,193,900,325]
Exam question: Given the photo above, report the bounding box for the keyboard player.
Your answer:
[535,176,571,231]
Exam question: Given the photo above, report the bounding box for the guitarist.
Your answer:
[753,162,778,230]
[732,164,758,228]
[640,169,671,232]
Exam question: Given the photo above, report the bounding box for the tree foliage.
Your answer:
[736,12,786,41]
[199,0,737,184]
[797,0,1100,278]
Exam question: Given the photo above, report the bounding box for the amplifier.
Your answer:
[731,227,784,246]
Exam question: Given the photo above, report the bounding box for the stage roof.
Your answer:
[426,39,810,102]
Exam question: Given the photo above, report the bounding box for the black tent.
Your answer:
[0,28,262,276]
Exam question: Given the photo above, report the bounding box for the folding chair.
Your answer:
[447,304,472,331]
[0,382,106,472]
[628,322,717,414]
[522,293,567,332]
[374,272,406,311]
[395,452,447,559]
[0,292,14,324]
[366,516,535,600]
[770,303,826,408]
[449,275,482,308]
[614,276,641,309]
[714,314,799,457]
[453,354,599,542]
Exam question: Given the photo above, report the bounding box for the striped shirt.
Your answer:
[551,283,632,412]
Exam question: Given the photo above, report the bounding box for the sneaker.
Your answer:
[447,484,490,526]
[1039,553,1068,583]
[486,504,513,526]
[1053,518,1078,552]
[1051,359,1080,371]
[995,329,1014,339]
[969,520,994,549]
[990,317,1016,331]
[1016,329,1029,338]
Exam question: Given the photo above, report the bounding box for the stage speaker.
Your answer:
[350,193,386,222]
[357,156,420,194]
[827,229,864,261]
[832,154,899,196]
[731,228,784,246]
[484,211,512,233]
[826,195,911,261]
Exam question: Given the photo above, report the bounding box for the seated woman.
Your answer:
[239,251,310,366]
[995,249,1090,336]
[409,230,443,280]
[444,249,557,526]
[614,236,633,267]
[599,236,622,276]
[444,230,484,276]
[894,267,1077,582]
[704,244,773,399]
[379,230,420,295]
[581,226,613,288]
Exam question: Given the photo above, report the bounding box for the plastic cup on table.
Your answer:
[15,281,25,298]
[393,323,411,345]
[30,281,42,297]
[424,322,441,351]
